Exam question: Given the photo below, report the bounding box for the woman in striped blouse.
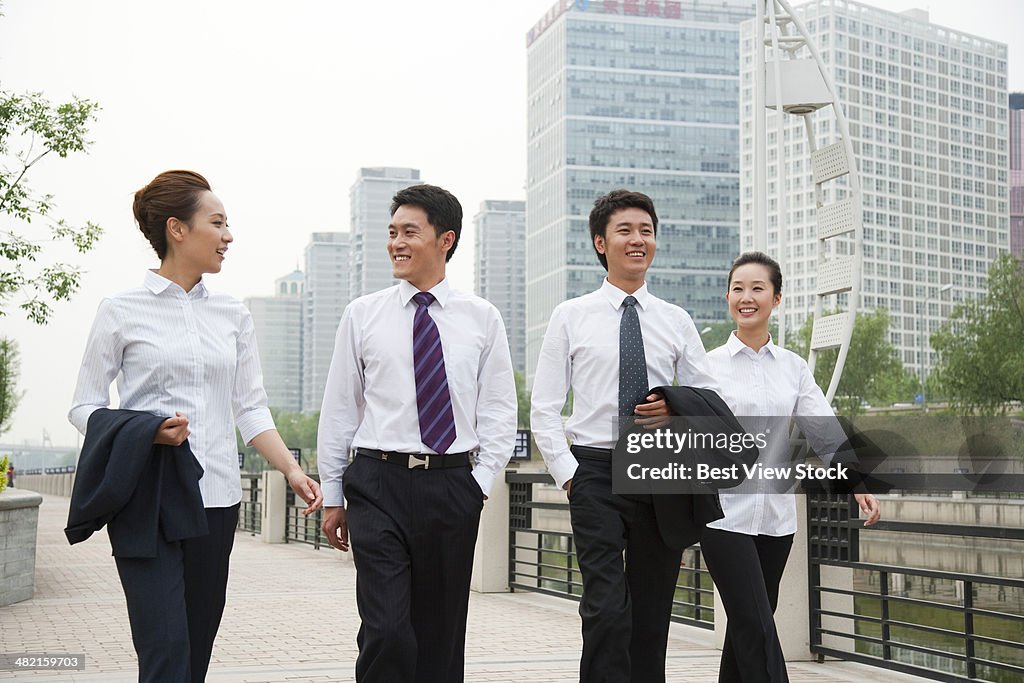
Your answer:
[69,170,323,683]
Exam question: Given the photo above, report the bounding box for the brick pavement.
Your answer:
[1,495,925,682]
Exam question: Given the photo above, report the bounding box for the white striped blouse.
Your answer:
[705,331,842,537]
[69,269,276,507]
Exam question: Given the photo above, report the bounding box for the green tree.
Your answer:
[0,337,21,435]
[931,254,1024,414]
[696,320,736,351]
[790,309,917,416]
[514,369,530,428]
[236,409,321,471]
[2,87,103,324]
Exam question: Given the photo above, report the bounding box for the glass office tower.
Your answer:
[525,0,754,380]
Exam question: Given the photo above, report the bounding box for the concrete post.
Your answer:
[0,489,43,606]
[471,473,510,593]
[261,470,287,543]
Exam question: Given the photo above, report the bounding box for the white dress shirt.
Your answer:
[316,278,518,508]
[68,270,276,508]
[706,331,841,536]
[531,279,720,489]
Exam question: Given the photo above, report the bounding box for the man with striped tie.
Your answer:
[317,184,517,683]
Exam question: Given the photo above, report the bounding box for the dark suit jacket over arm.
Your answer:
[646,385,761,550]
[65,409,208,558]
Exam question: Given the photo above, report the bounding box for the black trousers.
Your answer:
[344,454,484,683]
[699,527,794,683]
[569,458,683,683]
[114,504,239,683]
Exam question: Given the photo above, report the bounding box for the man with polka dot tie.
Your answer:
[531,190,721,682]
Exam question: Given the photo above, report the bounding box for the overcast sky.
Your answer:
[2,0,1023,447]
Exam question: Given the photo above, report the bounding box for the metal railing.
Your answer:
[285,475,330,549]
[807,491,1024,683]
[239,473,262,535]
[507,471,714,629]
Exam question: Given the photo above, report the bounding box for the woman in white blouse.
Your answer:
[69,170,323,682]
[700,252,880,682]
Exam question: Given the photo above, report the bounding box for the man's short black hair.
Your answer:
[390,184,463,262]
[588,189,658,270]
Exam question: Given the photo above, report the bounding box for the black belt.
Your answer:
[355,448,472,470]
[571,445,612,462]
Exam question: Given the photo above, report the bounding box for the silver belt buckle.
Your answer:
[408,454,428,470]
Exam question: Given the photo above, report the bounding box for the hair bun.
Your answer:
[131,170,211,259]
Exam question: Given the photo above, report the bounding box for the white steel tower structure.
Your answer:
[748,0,863,400]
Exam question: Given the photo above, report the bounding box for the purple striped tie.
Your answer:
[412,292,457,454]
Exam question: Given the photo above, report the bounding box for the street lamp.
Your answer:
[918,282,954,411]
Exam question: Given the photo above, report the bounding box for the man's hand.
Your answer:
[286,470,324,516]
[155,412,190,446]
[322,506,350,552]
[634,394,672,429]
[854,493,881,526]
[563,479,572,497]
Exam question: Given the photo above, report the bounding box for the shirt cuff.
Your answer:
[547,454,579,491]
[472,465,497,498]
[236,407,275,445]
[323,481,345,508]
[68,406,98,436]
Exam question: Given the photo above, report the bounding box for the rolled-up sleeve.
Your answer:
[232,308,275,444]
[317,304,366,507]
[69,298,125,436]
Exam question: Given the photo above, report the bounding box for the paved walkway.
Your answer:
[2,495,926,682]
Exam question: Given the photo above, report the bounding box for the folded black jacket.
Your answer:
[65,408,208,558]
[646,385,761,550]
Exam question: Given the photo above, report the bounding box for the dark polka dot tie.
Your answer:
[619,295,649,418]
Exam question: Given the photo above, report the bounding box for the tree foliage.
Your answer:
[931,254,1024,414]
[696,320,736,352]
[0,337,21,435]
[236,409,321,471]
[789,309,917,416]
[1,88,102,324]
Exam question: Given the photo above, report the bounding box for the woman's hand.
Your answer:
[155,412,190,445]
[287,469,324,516]
[854,493,881,526]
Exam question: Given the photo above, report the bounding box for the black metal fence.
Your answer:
[507,470,714,629]
[807,491,1024,683]
[239,473,262,534]
[285,475,331,549]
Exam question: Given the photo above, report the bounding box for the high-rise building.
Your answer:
[474,200,527,374]
[245,270,304,413]
[303,232,350,413]
[350,167,421,299]
[740,1,1009,374]
[1011,92,1024,257]
[525,0,753,380]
